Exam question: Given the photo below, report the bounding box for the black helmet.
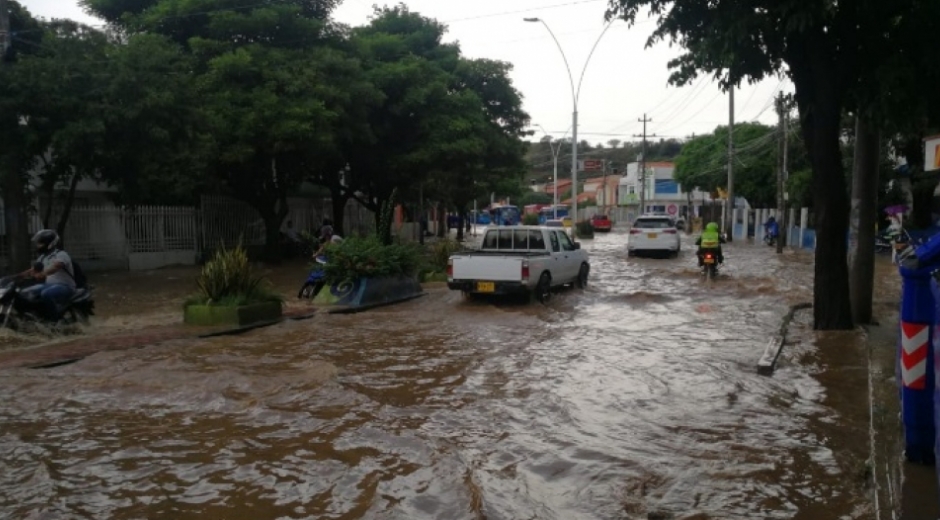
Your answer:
[31,229,60,254]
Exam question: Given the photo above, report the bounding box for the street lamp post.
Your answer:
[535,124,571,220]
[524,18,614,238]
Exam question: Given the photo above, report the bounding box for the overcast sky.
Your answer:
[21,0,790,147]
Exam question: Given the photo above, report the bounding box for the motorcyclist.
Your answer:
[764,216,780,242]
[695,222,725,266]
[309,235,344,298]
[17,230,76,321]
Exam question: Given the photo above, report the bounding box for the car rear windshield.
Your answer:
[593,215,608,220]
[633,218,673,229]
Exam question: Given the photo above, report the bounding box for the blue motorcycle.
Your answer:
[298,256,328,299]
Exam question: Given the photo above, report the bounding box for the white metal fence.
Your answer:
[0,196,375,272]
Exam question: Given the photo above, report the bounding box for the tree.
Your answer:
[606,0,938,329]
[343,7,529,240]
[0,0,43,271]
[85,0,351,257]
[674,123,793,208]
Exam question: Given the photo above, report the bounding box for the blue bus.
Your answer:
[538,205,570,224]
[490,205,521,226]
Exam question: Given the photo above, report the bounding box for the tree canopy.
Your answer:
[0,0,531,254]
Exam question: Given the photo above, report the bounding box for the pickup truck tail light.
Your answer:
[521,261,530,282]
[447,258,453,279]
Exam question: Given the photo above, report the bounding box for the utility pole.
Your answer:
[775,92,785,254]
[634,114,654,215]
[725,87,735,241]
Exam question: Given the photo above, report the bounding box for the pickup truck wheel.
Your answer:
[577,263,589,289]
[536,273,552,304]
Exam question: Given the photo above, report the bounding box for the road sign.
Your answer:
[667,204,678,215]
[580,159,604,172]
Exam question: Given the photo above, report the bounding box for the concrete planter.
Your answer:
[184,301,283,327]
[313,275,424,313]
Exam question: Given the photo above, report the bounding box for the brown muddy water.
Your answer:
[0,231,894,519]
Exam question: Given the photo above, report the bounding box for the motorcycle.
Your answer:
[298,255,328,299]
[876,228,914,254]
[0,275,95,331]
[763,232,777,246]
[698,251,719,280]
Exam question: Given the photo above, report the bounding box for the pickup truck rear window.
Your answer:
[481,229,548,250]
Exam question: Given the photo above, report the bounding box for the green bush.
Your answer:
[190,242,282,307]
[576,220,595,238]
[323,235,421,284]
[430,239,462,271]
[522,213,540,225]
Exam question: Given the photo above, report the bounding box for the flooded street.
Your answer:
[0,230,885,519]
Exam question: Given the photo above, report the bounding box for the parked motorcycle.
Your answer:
[698,251,719,281]
[0,276,95,331]
[298,256,328,299]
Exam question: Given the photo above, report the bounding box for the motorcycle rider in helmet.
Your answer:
[764,216,780,244]
[695,222,726,266]
[17,230,77,321]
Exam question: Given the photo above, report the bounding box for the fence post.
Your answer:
[799,207,809,249]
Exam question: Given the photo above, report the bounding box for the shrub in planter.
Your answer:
[576,220,595,238]
[322,235,421,284]
[522,213,540,226]
[184,243,283,326]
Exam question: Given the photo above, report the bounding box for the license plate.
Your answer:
[647,233,658,239]
[704,257,715,264]
[476,282,495,293]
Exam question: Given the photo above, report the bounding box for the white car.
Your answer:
[628,214,681,257]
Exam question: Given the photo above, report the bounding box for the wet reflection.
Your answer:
[0,231,882,519]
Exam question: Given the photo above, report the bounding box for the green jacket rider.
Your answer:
[695,222,725,265]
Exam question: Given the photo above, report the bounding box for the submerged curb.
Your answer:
[757,302,813,375]
[0,309,317,371]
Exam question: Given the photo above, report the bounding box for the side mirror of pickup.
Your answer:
[573,242,581,250]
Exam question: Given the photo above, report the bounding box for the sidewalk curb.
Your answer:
[757,302,813,375]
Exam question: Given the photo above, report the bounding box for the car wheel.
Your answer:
[577,263,590,289]
[536,273,552,304]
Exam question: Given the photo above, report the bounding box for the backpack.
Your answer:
[69,260,88,289]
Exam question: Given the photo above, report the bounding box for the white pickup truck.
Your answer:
[447,226,590,303]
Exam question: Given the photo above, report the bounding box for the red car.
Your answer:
[590,214,612,232]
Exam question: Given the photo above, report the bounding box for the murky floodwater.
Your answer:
[0,231,884,519]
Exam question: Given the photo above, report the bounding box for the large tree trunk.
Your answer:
[55,173,82,247]
[2,170,31,273]
[789,32,854,331]
[436,203,446,239]
[798,94,853,330]
[848,116,879,325]
[329,185,350,237]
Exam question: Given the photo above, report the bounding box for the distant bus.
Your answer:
[490,205,521,226]
[538,205,569,224]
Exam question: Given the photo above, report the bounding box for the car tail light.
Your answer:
[663,229,676,234]
[447,259,453,278]
[521,261,530,282]
[629,229,642,234]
